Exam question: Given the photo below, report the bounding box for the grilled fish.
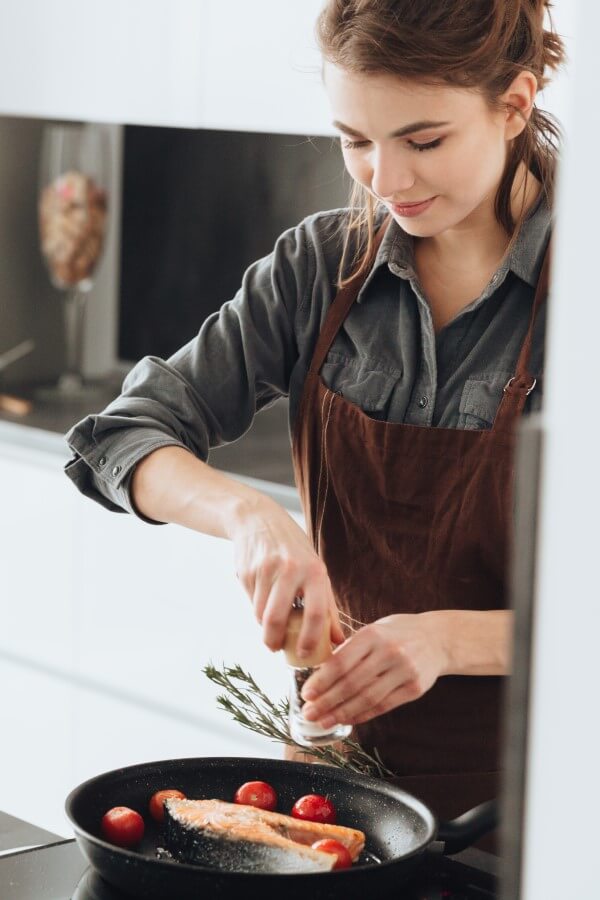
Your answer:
[164,798,365,874]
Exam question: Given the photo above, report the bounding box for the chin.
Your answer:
[390,212,442,238]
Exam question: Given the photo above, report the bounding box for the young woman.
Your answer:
[66,0,564,835]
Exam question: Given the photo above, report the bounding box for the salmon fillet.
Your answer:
[164,798,365,874]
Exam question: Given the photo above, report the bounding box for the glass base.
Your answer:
[290,716,352,748]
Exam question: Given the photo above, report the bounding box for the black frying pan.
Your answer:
[65,756,497,900]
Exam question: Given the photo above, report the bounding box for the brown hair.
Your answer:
[316,0,566,286]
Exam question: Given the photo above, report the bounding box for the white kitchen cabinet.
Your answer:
[0,436,77,669]
[0,0,332,134]
[0,657,75,836]
[0,423,296,836]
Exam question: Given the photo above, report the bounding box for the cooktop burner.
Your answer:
[3,839,498,899]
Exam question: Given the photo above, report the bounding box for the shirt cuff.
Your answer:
[65,418,191,523]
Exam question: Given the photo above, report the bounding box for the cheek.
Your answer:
[341,150,371,189]
[441,135,505,197]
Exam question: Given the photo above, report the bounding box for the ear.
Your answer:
[501,70,538,140]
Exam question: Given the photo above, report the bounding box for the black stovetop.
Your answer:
[2,837,498,899]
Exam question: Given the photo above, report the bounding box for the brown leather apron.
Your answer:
[292,216,551,847]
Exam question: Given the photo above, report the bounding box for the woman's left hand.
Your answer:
[300,612,450,728]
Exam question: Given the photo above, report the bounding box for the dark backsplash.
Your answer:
[118,126,348,361]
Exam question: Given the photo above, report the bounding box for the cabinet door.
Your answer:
[0,657,74,837]
[0,0,331,134]
[0,452,76,668]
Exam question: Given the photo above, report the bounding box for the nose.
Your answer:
[370,145,415,201]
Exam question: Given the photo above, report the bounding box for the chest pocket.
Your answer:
[321,351,400,420]
[457,371,514,430]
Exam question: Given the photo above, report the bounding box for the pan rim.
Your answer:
[65,755,438,878]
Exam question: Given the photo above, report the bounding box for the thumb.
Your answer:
[329,600,346,645]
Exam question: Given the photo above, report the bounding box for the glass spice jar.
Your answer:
[283,601,351,747]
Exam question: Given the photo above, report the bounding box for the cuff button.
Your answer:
[98,456,107,467]
[111,465,121,477]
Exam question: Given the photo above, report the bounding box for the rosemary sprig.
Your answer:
[203,662,396,780]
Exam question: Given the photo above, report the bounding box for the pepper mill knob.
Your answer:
[282,605,332,668]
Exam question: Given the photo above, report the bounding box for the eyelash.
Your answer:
[341,138,443,152]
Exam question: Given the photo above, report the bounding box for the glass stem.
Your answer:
[62,290,87,386]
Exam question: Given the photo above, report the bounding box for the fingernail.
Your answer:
[302,687,317,701]
[319,714,336,728]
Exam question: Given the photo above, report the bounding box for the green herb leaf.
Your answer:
[202,662,396,779]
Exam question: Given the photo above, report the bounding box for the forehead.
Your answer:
[324,63,485,130]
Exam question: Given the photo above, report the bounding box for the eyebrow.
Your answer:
[332,119,451,139]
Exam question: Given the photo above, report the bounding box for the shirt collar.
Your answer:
[356,191,553,301]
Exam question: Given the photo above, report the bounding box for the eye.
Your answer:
[408,138,443,152]
[341,139,370,150]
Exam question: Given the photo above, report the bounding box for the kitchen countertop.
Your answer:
[0,376,298,499]
[0,810,61,856]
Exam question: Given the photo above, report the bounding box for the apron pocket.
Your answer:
[458,371,514,430]
[321,351,400,419]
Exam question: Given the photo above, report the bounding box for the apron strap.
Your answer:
[308,216,392,377]
[493,233,552,430]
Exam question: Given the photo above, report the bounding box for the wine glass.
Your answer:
[37,122,110,400]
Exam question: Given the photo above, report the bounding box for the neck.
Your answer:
[419,163,542,273]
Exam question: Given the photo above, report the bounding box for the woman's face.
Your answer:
[324,64,521,237]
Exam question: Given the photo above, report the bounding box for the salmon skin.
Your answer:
[164,798,365,874]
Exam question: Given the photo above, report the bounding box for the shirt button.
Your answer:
[418,396,429,409]
[98,456,107,467]
[111,465,122,477]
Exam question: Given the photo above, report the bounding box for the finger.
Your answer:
[303,653,393,722]
[295,575,333,659]
[301,630,373,702]
[234,563,256,603]
[311,667,400,726]
[261,575,298,652]
[251,565,275,625]
[329,600,346,645]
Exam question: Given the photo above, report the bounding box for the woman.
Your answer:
[66,0,564,835]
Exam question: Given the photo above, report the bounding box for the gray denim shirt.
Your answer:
[65,192,553,517]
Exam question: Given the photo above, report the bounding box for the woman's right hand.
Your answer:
[229,494,345,658]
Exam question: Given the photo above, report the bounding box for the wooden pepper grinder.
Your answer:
[283,599,351,747]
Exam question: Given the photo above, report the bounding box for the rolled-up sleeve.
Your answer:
[64,216,313,517]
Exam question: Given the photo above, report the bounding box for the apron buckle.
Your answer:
[504,375,537,396]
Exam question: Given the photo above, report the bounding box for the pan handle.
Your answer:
[436,799,499,854]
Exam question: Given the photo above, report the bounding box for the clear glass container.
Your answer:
[37,121,110,400]
[288,665,351,747]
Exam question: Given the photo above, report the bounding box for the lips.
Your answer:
[393,197,434,207]
[390,196,437,217]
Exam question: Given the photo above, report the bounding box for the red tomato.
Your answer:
[291,793,336,825]
[101,807,145,848]
[148,789,186,823]
[233,780,278,811]
[311,838,353,870]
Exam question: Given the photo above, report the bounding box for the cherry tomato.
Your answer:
[233,780,278,811]
[101,806,145,848]
[148,789,187,823]
[291,793,336,824]
[311,838,353,870]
